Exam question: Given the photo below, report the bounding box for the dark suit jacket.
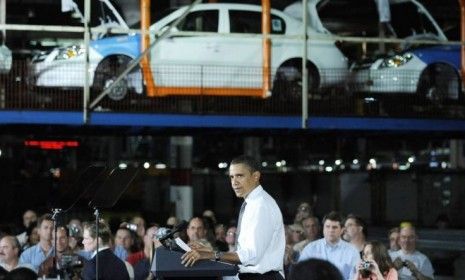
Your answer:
[82,248,130,280]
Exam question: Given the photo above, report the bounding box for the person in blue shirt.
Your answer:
[298,211,360,280]
[19,214,55,273]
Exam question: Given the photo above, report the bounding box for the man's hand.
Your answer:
[181,248,213,267]
[392,257,404,270]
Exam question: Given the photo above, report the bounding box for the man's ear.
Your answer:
[253,171,261,181]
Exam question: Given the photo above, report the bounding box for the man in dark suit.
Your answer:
[81,221,130,280]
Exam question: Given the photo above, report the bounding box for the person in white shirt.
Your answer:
[298,211,360,280]
[389,224,434,280]
[182,155,286,280]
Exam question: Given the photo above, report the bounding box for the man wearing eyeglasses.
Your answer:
[390,225,434,280]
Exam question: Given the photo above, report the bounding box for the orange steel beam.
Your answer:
[140,0,156,97]
[261,0,271,98]
[152,87,263,97]
[461,0,465,88]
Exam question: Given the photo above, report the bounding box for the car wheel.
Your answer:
[93,56,132,102]
[417,64,461,105]
[272,63,319,103]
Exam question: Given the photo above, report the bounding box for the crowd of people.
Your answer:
[0,206,435,280]
[0,155,437,280]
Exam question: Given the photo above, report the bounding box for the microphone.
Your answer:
[158,220,188,243]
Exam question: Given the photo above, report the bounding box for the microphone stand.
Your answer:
[51,208,62,278]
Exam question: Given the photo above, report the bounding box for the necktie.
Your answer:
[235,201,247,244]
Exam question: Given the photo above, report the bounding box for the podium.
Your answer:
[151,247,238,279]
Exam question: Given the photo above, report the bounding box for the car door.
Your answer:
[212,8,287,89]
[150,9,220,87]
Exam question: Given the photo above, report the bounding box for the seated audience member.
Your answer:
[224,226,237,252]
[165,216,178,229]
[390,224,434,280]
[293,216,320,254]
[114,227,135,261]
[299,211,360,280]
[388,227,400,253]
[16,210,37,248]
[0,236,33,272]
[128,226,163,280]
[19,214,54,273]
[214,224,228,252]
[289,258,343,280]
[294,202,313,224]
[186,217,212,249]
[39,226,81,278]
[344,214,368,254]
[81,221,130,280]
[131,216,146,238]
[353,241,398,280]
[4,267,37,280]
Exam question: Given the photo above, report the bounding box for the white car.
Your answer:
[0,45,12,74]
[350,45,461,103]
[31,3,349,101]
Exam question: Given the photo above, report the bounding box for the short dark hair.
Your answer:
[345,214,368,237]
[37,214,53,228]
[322,211,344,227]
[85,221,112,245]
[289,258,343,280]
[230,155,260,173]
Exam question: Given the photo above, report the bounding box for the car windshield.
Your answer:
[390,2,439,38]
[317,0,439,39]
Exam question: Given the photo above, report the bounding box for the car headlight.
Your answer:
[54,45,85,60]
[379,53,413,69]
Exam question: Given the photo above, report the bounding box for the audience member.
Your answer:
[128,226,162,280]
[294,202,313,224]
[388,227,400,253]
[67,219,83,252]
[224,226,237,252]
[81,221,130,280]
[299,211,360,280]
[19,214,54,273]
[390,225,434,280]
[186,217,212,249]
[214,224,228,252]
[16,210,37,248]
[130,216,146,238]
[289,258,343,280]
[344,214,368,253]
[0,236,33,272]
[166,216,178,229]
[114,227,134,261]
[353,241,398,280]
[293,216,320,254]
[38,226,75,277]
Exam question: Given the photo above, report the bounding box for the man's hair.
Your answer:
[37,214,53,228]
[1,235,20,251]
[345,214,368,237]
[388,227,399,236]
[363,241,393,275]
[289,258,343,280]
[322,211,344,227]
[85,221,112,245]
[230,155,260,173]
[188,217,206,229]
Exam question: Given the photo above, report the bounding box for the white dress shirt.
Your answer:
[298,238,360,280]
[236,185,285,275]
